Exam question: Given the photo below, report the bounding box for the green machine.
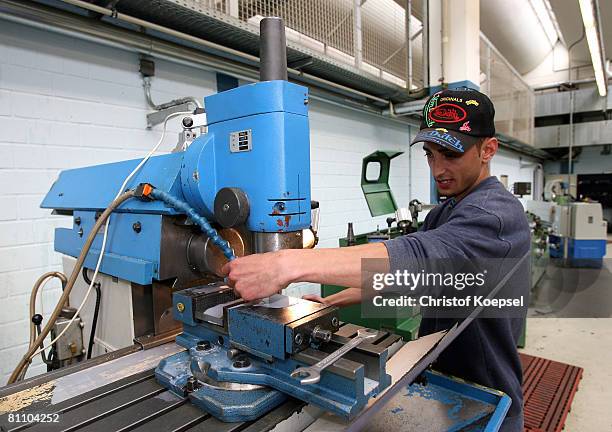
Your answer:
[322,151,422,341]
[515,211,550,348]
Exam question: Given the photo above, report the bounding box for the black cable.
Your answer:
[82,268,102,360]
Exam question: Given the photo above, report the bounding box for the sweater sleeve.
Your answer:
[383,204,511,273]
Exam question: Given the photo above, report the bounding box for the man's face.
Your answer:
[423,141,484,198]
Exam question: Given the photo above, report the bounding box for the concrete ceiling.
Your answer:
[480,0,554,74]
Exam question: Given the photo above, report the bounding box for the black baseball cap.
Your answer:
[411,88,496,153]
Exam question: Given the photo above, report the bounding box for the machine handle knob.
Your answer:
[214,187,250,228]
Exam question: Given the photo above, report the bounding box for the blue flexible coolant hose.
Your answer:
[150,189,236,261]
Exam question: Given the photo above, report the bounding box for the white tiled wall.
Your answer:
[491,147,539,207]
[0,19,533,384]
[0,20,217,384]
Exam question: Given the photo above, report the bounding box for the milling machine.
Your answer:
[2,17,398,425]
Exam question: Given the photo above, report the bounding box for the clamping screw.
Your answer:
[74,217,81,226]
[331,317,339,327]
[294,333,303,345]
[185,376,198,393]
[233,355,251,369]
[132,222,142,233]
[196,340,212,351]
[176,302,185,312]
[312,326,332,343]
[227,348,241,359]
[78,228,84,238]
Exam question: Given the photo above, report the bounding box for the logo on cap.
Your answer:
[429,104,467,123]
[424,92,442,127]
[424,130,464,152]
[466,99,480,106]
[459,121,471,132]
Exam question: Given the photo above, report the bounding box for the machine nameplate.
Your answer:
[230,130,252,153]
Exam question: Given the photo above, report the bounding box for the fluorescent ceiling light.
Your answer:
[579,0,607,96]
[528,0,564,47]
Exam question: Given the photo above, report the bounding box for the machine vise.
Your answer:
[157,284,395,421]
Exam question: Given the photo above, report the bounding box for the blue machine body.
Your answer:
[181,81,311,232]
[549,235,606,268]
[40,80,311,284]
[40,78,393,422]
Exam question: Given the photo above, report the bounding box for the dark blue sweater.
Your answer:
[384,176,530,432]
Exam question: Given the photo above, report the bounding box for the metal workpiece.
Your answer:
[259,17,288,82]
[291,328,379,385]
[253,231,304,253]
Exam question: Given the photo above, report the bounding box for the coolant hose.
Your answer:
[8,190,136,384]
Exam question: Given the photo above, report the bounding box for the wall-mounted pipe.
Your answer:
[143,77,203,110]
[0,2,418,129]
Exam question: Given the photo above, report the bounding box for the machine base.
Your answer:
[155,350,287,422]
[155,328,389,421]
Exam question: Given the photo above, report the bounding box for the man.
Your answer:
[222,88,530,431]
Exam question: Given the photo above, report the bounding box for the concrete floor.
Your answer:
[519,318,612,431]
[518,239,612,431]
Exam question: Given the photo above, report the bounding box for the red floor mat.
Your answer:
[520,353,583,432]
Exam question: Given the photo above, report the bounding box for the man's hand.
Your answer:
[220,251,292,300]
[220,243,388,302]
[302,294,327,304]
[303,288,362,307]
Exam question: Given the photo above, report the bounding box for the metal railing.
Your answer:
[169,1,534,146]
[183,0,424,89]
[480,34,535,145]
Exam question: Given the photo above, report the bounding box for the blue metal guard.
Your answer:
[149,189,235,261]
